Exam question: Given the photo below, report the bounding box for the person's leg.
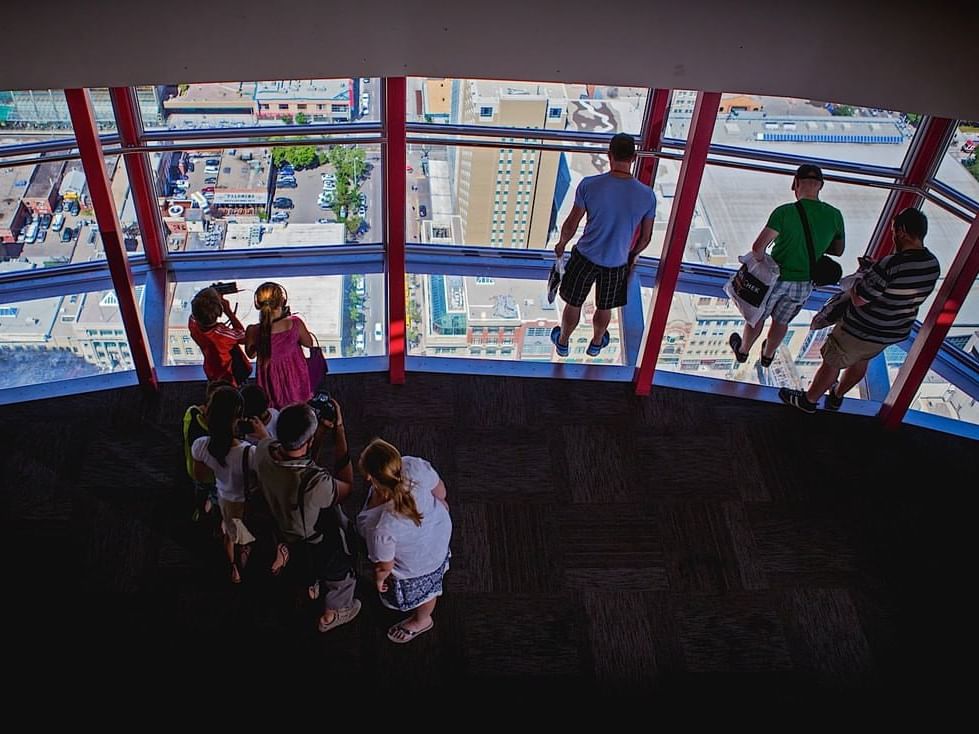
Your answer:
[805,360,842,403]
[762,320,789,360]
[740,318,766,353]
[319,570,358,629]
[560,304,581,346]
[836,359,870,397]
[400,597,438,634]
[591,308,611,346]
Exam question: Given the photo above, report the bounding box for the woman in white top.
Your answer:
[357,439,451,643]
[192,385,268,583]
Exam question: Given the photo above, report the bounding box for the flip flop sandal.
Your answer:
[586,331,610,357]
[387,620,434,644]
[271,543,289,576]
[729,333,749,363]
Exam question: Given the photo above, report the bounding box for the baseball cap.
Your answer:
[794,164,824,182]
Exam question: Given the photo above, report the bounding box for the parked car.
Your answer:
[88,228,98,245]
[205,158,220,166]
[37,229,47,243]
[51,213,65,231]
[68,200,80,216]
[54,198,64,213]
[277,179,298,189]
[357,205,367,217]
[204,177,218,185]
[270,211,289,223]
[419,204,428,218]
[39,213,52,229]
[316,218,333,224]
[374,323,383,342]
[61,227,74,242]
[273,197,294,209]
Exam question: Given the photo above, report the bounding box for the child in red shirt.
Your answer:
[189,287,250,385]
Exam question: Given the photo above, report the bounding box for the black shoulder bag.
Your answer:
[796,201,842,287]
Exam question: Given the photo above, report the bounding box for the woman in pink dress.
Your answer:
[245,282,314,409]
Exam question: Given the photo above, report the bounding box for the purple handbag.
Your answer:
[307,334,328,390]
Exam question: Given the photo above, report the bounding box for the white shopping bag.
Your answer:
[723,253,780,327]
[546,254,565,304]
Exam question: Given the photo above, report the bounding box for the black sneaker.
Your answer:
[824,383,843,412]
[729,333,748,363]
[778,387,818,414]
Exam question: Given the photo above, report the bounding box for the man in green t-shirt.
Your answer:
[729,164,845,368]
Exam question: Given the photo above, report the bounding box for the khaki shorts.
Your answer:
[820,326,887,369]
[219,499,256,546]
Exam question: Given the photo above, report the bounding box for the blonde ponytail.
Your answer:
[253,282,287,361]
[360,438,423,526]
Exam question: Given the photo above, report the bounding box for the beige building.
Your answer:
[455,80,567,250]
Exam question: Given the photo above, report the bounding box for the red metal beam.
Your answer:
[109,87,166,268]
[634,91,721,395]
[636,88,671,186]
[879,214,979,429]
[868,117,957,259]
[65,88,158,391]
[384,77,407,384]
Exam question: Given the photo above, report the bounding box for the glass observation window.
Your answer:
[407,143,637,251]
[167,273,386,368]
[407,272,625,365]
[667,91,915,169]
[155,143,381,253]
[0,286,135,390]
[407,78,648,135]
[642,287,873,399]
[145,78,380,132]
[0,157,146,270]
[935,122,979,207]
[684,164,889,275]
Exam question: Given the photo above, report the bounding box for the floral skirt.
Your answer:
[379,553,450,612]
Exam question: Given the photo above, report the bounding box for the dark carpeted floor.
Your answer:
[0,372,969,704]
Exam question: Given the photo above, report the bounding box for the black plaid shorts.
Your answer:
[559,248,630,309]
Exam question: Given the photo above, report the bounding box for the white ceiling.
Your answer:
[0,0,973,121]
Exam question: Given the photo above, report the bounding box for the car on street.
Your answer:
[88,228,98,245]
[39,213,52,229]
[358,205,367,217]
[202,186,215,193]
[374,322,383,342]
[355,334,365,351]
[61,227,74,242]
[276,179,298,189]
[68,200,80,216]
[419,204,427,218]
[204,177,218,185]
[270,211,289,223]
[316,218,333,224]
[37,229,47,243]
[273,197,294,209]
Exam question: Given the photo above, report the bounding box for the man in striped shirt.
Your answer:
[780,208,941,413]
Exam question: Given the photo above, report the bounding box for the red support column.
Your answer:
[109,87,166,268]
[879,214,979,429]
[633,91,721,396]
[868,117,957,259]
[636,88,671,186]
[384,77,407,384]
[65,88,158,391]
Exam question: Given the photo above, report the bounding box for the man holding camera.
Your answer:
[253,396,360,632]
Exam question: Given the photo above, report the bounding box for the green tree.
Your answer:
[831,104,855,117]
[905,113,922,126]
[281,113,293,125]
[345,214,362,235]
[295,112,308,125]
[272,145,319,170]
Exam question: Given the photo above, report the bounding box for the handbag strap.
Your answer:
[240,444,253,491]
[795,200,818,282]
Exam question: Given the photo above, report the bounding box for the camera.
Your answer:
[308,391,337,424]
[235,419,252,439]
[211,281,239,295]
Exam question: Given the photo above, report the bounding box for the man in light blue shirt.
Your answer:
[552,133,656,357]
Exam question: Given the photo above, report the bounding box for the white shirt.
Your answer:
[356,456,452,579]
[191,437,253,503]
[244,408,279,444]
